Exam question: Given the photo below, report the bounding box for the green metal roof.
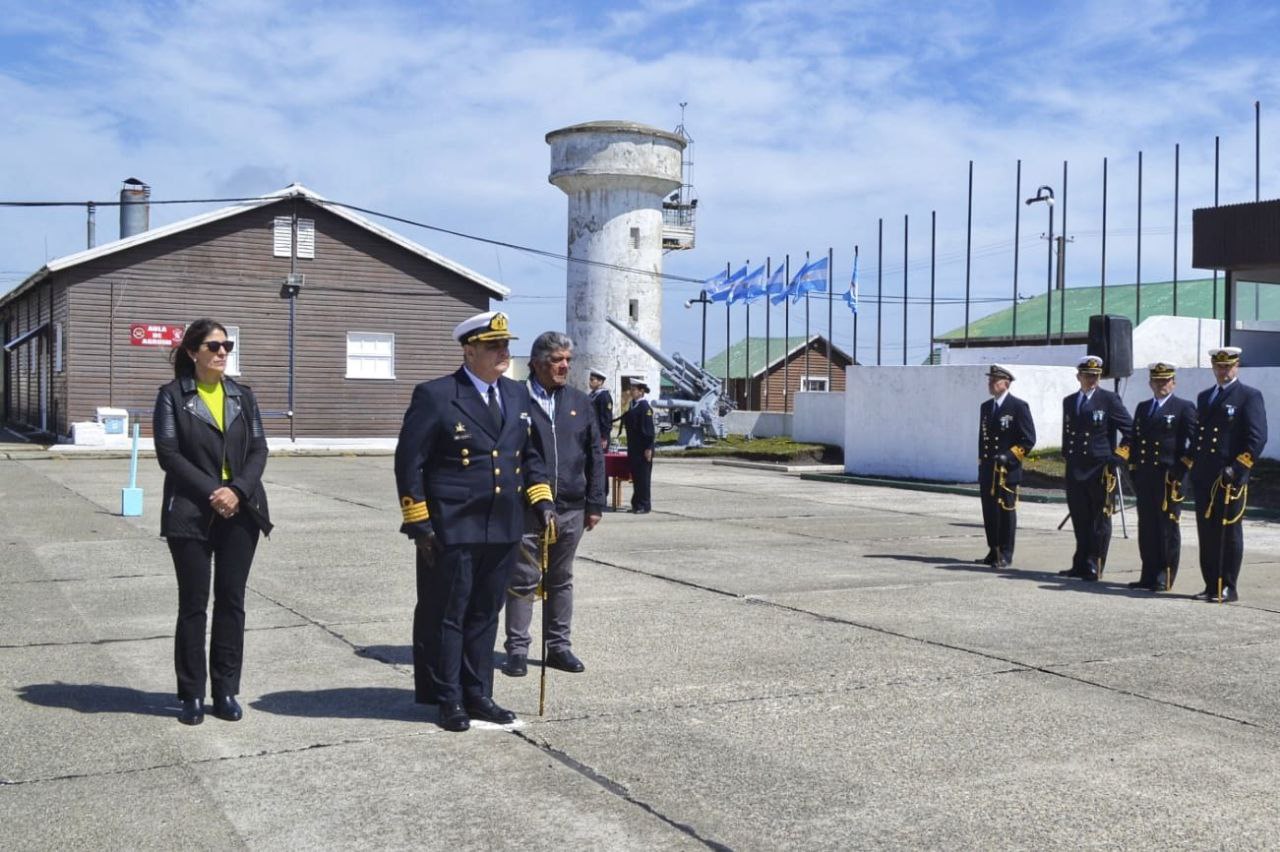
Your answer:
[703,335,852,379]
[937,278,1280,342]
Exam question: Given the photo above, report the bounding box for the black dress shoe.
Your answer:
[545,649,585,673]
[1222,587,1240,602]
[975,553,997,566]
[438,702,470,732]
[211,695,243,722]
[1080,572,1099,583]
[178,698,204,726]
[464,697,517,724]
[1190,588,1216,601]
[1058,567,1085,578]
[502,654,528,678]
[1128,581,1158,591]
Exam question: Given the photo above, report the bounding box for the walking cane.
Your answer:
[537,521,557,716]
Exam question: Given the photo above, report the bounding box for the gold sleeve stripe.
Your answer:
[1115,445,1131,461]
[1237,452,1255,469]
[400,499,429,523]
[1010,446,1026,461]
[526,483,553,505]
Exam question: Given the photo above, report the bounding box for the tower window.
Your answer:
[629,299,640,322]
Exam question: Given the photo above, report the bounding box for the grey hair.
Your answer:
[529,330,574,366]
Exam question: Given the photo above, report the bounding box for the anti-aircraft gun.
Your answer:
[605,317,735,448]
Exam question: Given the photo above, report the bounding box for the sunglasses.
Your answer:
[202,340,235,354]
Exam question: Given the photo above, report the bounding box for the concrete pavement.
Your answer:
[3,455,1280,849]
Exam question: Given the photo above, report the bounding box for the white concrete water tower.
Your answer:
[547,121,687,397]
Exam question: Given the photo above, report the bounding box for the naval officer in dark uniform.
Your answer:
[1058,355,1134,582]
[976,365,1036,569]
[588,370,614,452]
[621,380,656,513]
[394,310,556,732]
[1185,346,1268,602]
[1121,361,1197,592]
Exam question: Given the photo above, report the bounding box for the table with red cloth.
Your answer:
[604,452,631,510]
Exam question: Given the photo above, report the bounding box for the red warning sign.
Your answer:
[129,323,186,347]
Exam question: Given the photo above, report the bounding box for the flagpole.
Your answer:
[852,245,859,366]
[902,215,908,366]
[827,246,834,388]
[744,260,751,411]
[804,251,811,389]
[723,262,731,390]
[877,219,883,366]
[764,257,772,411]
[1012,160,1021,340]
[930,211,936,364]
[784,255,791,412]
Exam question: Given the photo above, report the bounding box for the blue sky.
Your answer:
[2,0,1278,365]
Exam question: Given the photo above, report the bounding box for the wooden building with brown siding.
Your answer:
[0,185,508,439]
[703,335,853,412]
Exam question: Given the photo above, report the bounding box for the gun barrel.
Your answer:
[605,317,681,373]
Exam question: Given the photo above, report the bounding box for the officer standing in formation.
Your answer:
[503,332,605,678]
[394,311,556,732]
[1186,346,1268,602]
[1121,362,1198,592]
[1059,355,1134,582]
[588,370,614,452]
[621,380,656,513]
[975,365,1036,569]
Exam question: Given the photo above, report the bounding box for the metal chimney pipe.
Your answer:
[119,178,150,239]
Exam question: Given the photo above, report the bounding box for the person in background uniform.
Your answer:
[588,370,614,452]
[1186,346,1268,602]
[503,332,605,678]
[976,365,1036,569]
[153,318,272,726]
[1121,362,1198,592]
[1058,355,1134,582]
[394,311,556,732]
[621,381,656,513]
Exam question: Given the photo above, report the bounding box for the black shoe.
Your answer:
[1058,568,1086,578]
[545,649,585,673]
[178,698,204,726]
[1222,586,1240,602]
[975,552,997,566]
[211,695,243,722]
[464,697,517,724]
[438,702,470,732]
[1128,581,1158,591]
[1080,572,1099,583]
[1191,588,1216,601]
[502,654,528,678]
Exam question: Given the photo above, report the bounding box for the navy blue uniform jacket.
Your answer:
[1186,381,1267,489]
[978,394,1036,485]
[395,369,553,546]
[621,398,656,454]
[590,388,614,442]
[1061,388,1134,481]
[1123,395,1197,473]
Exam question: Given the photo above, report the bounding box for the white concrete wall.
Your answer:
[941,315,1225,371]
[844,365,1079,482]
[843,362,1278,482]
[795,391,846,447]
[723,410,792,438]
[547,122,685,402]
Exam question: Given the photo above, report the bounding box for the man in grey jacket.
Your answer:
[502,331,606,677]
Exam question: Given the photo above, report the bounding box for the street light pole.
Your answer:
[685,289,712,368]
[1024,186,1055,344]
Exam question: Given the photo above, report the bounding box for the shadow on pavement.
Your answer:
[17,682,176,716]
[355,644,412,665]
[252,687,423,721]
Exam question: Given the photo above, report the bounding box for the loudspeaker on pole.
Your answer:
[1087,314,1133,379]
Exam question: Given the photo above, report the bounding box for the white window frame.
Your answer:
[223,325,241,376]
[346,331,396,380]
[800,375,828,392]
[53,323,63,373]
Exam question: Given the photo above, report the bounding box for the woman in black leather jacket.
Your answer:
[153,318,272,725]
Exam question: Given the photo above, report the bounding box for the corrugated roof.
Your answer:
[0,184,509,309]
[935,278,1280,342]
[703,335,853,379]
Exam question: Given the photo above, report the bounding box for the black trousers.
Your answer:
[1194,481,1246,592]
[629,450,652,512]
[1065,470,1111,577]
[978,467,1017,564]
[1133,470,1181,588]
[167,513,260,700]
[414,542,518,706]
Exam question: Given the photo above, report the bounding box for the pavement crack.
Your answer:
[259,478,383,512]
[510,729,733,851]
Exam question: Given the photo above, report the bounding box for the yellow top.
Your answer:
[196,380,232,480]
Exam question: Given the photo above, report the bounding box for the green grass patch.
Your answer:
[647,432,839,463]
